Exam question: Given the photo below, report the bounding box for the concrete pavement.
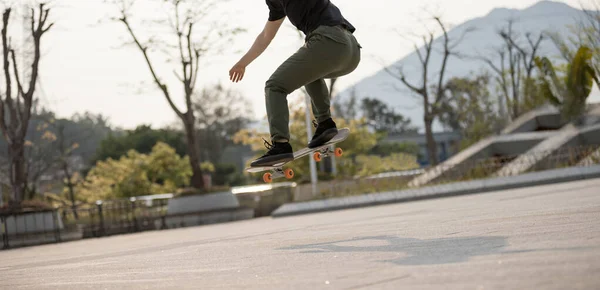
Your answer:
[1,178,600,289]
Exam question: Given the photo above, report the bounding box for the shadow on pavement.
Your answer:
[278,235,508,265]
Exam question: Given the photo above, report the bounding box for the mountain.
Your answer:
[337,1,598,132]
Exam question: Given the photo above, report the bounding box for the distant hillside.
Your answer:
[337,1,598,132]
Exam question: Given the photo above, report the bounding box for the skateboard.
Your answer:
[245,128,350,183]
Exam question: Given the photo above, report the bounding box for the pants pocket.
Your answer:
[312,25,351,46]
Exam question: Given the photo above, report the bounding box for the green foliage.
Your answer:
[78,142,191,202]
[353,153,419,177]
[212,163,247,186]
[535,46,599,122]
[438,73,503,149]
[93,125,186,164]
[360,98,418,134]
[200,161,215,173]
[332,91,416,134]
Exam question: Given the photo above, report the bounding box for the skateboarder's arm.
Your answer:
[229,18,284,82]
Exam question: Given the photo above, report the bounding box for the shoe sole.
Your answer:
[250,153,294,167]
[308,128,338,148]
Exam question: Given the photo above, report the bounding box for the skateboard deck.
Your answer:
[245,128,350,182]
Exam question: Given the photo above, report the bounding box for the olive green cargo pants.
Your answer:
[265,25,361,142]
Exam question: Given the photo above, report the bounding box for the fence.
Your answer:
[1,196,172,250]
[1,209,62,249]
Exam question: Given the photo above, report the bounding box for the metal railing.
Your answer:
[1,209,62,249]
[1,196,171,250]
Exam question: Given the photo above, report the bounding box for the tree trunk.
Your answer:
[424,116,438,166]
[62,161,79,220]
[8,144,26,206]
[182,113,205,189]
[512,97,519,119]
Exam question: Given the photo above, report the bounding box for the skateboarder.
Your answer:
[229,0,361,167]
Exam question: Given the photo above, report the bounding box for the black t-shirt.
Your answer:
[266,0,355,35]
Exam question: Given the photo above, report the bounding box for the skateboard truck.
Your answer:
[263,168,294,183]
[313,146,343,162]
[262,146,344,183]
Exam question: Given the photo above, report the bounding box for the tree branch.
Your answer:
[415,42,425,66]
[119,14,183,118]
[174,1,189,95]
[382,65,424,95]
[434,16,451,106]
[9,49,24,124]
[401,76,424,95]
[184,22,195,111]
[191,49,201,91]
[1,8,16,144]
[186,22,195,90]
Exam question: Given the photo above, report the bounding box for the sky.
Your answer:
[18,0,592,129]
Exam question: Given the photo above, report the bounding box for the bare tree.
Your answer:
[479,20,544,120]
[549,1,600,65]
[384,16,469,166]
[193,83,253,164]
[0,3,53,207]
[579,0,600,60]
[112,0,242,190]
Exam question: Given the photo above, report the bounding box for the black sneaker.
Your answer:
[250,139,294,167]
[308,118,338,148]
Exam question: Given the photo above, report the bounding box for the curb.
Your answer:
[271,165,600,217]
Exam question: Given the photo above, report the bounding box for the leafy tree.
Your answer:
[333,91,416,134]
[438,72,504,149]
[67,112,113,163]
[93,125,186,163]
[535,45,599,123]
[360,97,417,134]
[78,142,191,202]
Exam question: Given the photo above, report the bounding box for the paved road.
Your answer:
[2,178,600,289]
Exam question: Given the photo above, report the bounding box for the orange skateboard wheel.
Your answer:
[263,172,273,183]
[334,147,343,157]
[313,152,322,162]
[284,168,294,179]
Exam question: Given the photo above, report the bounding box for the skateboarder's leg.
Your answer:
[265,28,349,142]
[305,79,331,123]
[304,27,361,148]
[305,79,340,148]
[252,25,360,166]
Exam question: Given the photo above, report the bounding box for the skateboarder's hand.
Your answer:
[229,63,246,83]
